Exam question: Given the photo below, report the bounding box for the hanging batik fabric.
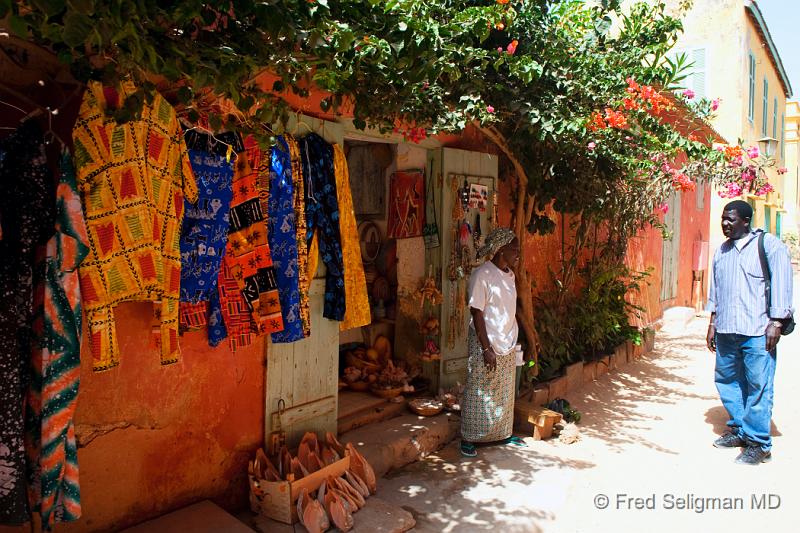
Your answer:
[178,130,240,348]
[0,121,56,526]
[72,82,198,370]
[333,144,371,330]
[285,136,311,337]
[268,136,305,343]
[218,136,283,350]
[25,152,88,530]
[300,133,346,321]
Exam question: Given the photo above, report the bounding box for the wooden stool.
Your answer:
[527,407,562,440]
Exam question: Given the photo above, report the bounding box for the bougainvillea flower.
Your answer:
[506,39,519,55]
[682,89,695,99]
[496,0,510,4]
[486,105,495,114]
[587,111,607,131]
[604,108,628,129]
[711,98,720,111]
[746,146,759,159]
[658,202,669,214]
[741,166,756,183]
[587,141,596,150]
[718,182,743,198]
[756,183,774,196]
[778,167,788,175]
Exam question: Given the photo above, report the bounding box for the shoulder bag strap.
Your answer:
[758,231,772,316]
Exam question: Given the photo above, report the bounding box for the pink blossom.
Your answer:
[658,202,669,214]
[746,146,759,159]
[718,182,743,198]
[777,167,788,175]
[682,89,695,99]
[741,166,756,182]
[587,141,596,150]
[711,98,720,111]
[486,105,495,114]
[730,155,744,167]
[497,47,503,53]
[506,39,518,55]
[756,183,774,196]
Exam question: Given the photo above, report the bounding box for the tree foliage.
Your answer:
[4,0,774,374]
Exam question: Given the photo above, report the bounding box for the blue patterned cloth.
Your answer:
[300,134,346,321]
[268,137,305,343]
[179,148,234,345]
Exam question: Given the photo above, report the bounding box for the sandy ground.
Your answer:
[376,277,800,533]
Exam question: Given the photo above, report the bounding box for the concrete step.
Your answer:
[341,411,461,479]
[337,391,408,434]
[121,500,254,533]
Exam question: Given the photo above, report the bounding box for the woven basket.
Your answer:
[408,398,443,416]
[369,385,404,399]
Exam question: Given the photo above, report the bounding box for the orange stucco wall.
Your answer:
[64,304,264,532]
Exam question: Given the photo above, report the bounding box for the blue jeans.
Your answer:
[714,333,777,451]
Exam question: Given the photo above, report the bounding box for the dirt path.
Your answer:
[376,279,799,533]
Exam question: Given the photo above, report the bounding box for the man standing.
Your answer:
[460,228,524,457]
[706,200,794,465]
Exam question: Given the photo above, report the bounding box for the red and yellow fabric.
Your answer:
[333,144,371,330]
[286,135,311,337]
[221,137,283,342]
[73,81,197,371]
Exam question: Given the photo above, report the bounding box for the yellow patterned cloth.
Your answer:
[286,136,311,337]
[73,82,197,371]
[333,144,371,330]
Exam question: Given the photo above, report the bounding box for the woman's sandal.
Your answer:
[502,436,526,447]
[460,441,477,457]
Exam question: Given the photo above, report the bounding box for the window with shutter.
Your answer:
[748,54,756,122]
[691,48,706,99]
[773,97,778,139]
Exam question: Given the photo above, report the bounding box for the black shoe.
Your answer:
[713,432,745,449]
[734,445,772,465]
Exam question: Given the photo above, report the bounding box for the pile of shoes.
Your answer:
[248,432,377,533]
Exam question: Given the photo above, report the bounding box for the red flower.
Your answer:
[506,39,518,55]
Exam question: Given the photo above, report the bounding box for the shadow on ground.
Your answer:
[380,443,593,533]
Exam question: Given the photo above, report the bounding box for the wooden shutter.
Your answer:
[691,48,706,99]
[762,78,769,136]
[749,54,756,122]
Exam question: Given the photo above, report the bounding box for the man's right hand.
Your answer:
[483,348,497,372]
[706,324,716,353]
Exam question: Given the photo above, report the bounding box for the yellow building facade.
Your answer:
[665,0,793,246]
[784,100,800,239]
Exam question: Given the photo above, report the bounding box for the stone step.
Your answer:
[121,500,254,533]
[337,391,408,434]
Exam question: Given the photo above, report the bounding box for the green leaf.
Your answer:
[8,14,28,37]
[67,0,94,15]
[62,11,93,47]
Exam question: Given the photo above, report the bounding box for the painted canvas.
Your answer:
[387,170,425,239]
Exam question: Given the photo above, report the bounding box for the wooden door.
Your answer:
[264,116,344,448]
[428,147,498,389]
[660,191,682,301]
[265,280,339,448]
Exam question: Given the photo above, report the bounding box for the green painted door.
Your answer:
[776,211,782,237]
[764,206,772,233]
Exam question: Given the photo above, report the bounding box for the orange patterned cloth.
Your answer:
[333,144,371,330]
[286,136,311,337]
[220,137,284,342]
[73,82,197,371]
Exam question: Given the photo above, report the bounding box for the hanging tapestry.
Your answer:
[300,133,345,321]
[178,130,239,342]
[285,136,311,337]
[0,121,56,526]
[73,81,198,371]
[26,152,88,530]
[221,137,283,340]
[268,137,305,343]
[333,144,371,330]
[387,169,425,239]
